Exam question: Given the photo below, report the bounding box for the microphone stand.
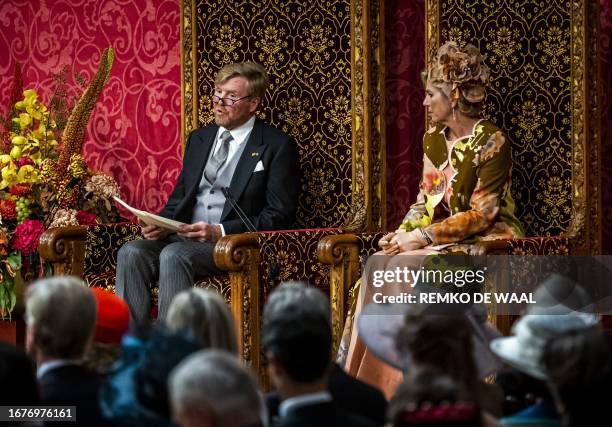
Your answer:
[221,187,280,284]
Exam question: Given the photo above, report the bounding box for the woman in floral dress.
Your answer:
[342,41,524,399]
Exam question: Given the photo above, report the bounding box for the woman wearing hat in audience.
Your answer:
[341,40,523,398]
[358,299,504,424]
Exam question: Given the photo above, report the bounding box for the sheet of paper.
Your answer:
[113,196,185,232]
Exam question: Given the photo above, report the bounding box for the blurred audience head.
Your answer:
[169,349,262,427]
[263,280,330,325]
[490,313,599,381]
[542,325,612,427]
[395,312,478,388]
[166,288,237,354]
[91,287,129,344]
[263,282,332,395]
[25,276,96,362]
[84,287,130,372]
[388,367,482,427]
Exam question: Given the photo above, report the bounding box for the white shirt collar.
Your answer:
[219,115,256,146]
[37,359,82,379]
[278,391,333,418]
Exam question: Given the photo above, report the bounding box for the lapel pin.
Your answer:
[251,152,259,157]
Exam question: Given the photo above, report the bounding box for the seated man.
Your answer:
[262,286,378,427]
[25,276,103,426]
[116,62,299,325]
[264,282,387,426]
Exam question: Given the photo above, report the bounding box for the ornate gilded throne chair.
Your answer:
[38,0,387,378]
[318,0,603,335]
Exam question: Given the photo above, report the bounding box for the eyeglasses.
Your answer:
[211,94,252,106]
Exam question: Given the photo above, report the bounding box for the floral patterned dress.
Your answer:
[408,119,523,247]
[341,120,523,398]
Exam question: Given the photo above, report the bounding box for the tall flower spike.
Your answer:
[58,46,114,174]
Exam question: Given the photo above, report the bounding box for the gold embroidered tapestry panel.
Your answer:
[190,0,352,228]
[437,0,573,237]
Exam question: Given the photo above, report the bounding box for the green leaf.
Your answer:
[7,252,22,271]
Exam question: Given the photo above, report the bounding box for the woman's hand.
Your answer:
[388,229,429,254]
[379,232,398,255]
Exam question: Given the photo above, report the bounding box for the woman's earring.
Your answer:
[452,107,456,121]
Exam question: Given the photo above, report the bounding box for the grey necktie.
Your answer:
[204,130,232,184]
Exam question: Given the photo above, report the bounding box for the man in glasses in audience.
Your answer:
[116,62,299,326]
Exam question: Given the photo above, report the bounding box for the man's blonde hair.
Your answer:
[214,62,269,98]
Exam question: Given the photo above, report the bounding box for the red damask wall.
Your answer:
[0,0,182,214]
[385,0,426,229]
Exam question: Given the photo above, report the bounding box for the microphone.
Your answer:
[221,186,279,283]
[221,187,257,232]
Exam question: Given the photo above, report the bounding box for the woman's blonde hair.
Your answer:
[166,288,238,354]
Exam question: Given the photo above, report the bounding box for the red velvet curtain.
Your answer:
[0,0,182,215]
[385,0,426,229]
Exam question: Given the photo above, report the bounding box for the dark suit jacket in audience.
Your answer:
[273,401,378,427]
[267,363,386,426]
[38,364,105,427]
[0,342,39,405]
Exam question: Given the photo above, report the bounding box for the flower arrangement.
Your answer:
[0,47,121,317]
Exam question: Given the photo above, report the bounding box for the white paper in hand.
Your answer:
[113,196,185,232]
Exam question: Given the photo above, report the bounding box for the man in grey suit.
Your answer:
[116,62,299,326]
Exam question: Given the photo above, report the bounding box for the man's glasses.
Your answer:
[211,94,252,106]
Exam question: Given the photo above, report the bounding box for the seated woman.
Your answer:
[342,41,523,398]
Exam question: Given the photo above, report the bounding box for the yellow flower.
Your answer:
[1,167,19,188]
[23,89,37,99]
[10,146,21,159]
[17,165,39,183]
[0,155,11,165]
[17,113,32,128]
[22,89,46,120]
[11,136,26,146]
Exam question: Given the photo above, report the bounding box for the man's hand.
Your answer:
[178,221,222,242]
[139,219,170,240]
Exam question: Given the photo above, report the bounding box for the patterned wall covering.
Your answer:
[601,0,612,254]
[385,0,426,229]
[437,0,573,237]
[0,0,182,215]
[191,0,352,229]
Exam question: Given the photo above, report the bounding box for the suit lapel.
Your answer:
[188,125,218,196]
[220,118,267,221]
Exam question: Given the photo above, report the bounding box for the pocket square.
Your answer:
[253,160,264,172]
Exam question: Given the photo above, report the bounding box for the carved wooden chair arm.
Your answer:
[38,226,87,277]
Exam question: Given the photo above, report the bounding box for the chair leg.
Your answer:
[214,234,265,385]
[318,234,360,352]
